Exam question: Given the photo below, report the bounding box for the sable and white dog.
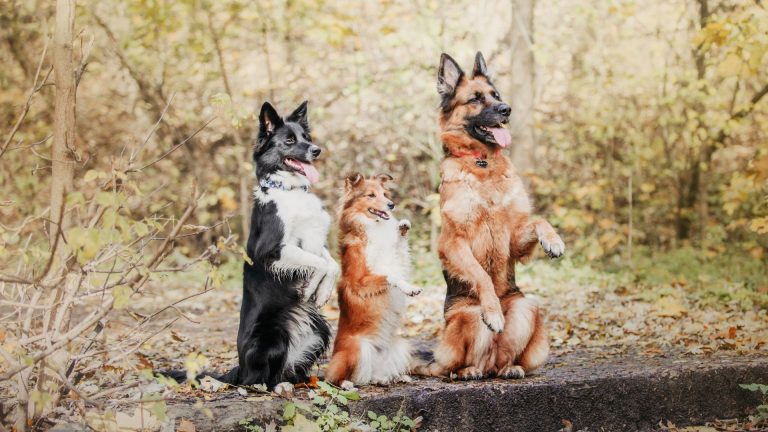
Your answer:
[217,101,339,388]
[325,173,421,386]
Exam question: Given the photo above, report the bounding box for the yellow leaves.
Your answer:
[209,93,231,106]
[216,187,237,211]
[177,419,196,432]
[283,413,321,432]
[199,375,229,392]
[653,296,687,318]
[639,182,655,193]
[112,286,133,309]
[84,170,100,182]
[239,245,254,265]
[86,407,163,432]
[717,53,750,78]
[749,155,768,183]
[750,217,768,235]
[184,352,209,383]
[695,21,730,48]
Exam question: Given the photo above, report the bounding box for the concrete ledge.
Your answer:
[166,352,768,431]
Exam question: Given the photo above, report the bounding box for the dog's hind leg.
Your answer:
[495,295,549,377]
[325,337,360,385]
[411,305,490,377]
[236,328,291,388]
[439,238,504,333]
[517,298,549,373]
[282,306,331,384]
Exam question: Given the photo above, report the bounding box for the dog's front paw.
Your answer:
[313,261,339,306]
[389,278,421,296]
[497,365,525,379]
[539,234,565,259]
[303,270,325,302]
[398,219,411,237]
[481,307,505,333]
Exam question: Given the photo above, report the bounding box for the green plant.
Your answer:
[280,381,419,432]
[740,383,768,425]
[238,418,266,432]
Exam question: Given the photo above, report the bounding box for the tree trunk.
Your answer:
[50,0,76,247]
[508,0,536,173]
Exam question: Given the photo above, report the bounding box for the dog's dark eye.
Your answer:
[367,193,375,198]
[491,91,500,100]
[468,92,483,104]
[285,136,295,145]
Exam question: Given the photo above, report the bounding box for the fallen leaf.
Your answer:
[199,376,229,392]
[177,419,195,432]
[653,297,687,318]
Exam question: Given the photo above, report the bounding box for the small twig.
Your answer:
[1,40,52,160]
[126,118,215,173]
[129,92,176,165]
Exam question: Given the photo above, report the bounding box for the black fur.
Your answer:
[254,101,320,180]
[160,102,332,388]
[216,101,331,388]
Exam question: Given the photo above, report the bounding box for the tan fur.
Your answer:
[326,174,415,385]
[413,54,562,380]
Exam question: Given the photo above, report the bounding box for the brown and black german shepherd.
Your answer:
[414,52,564,380]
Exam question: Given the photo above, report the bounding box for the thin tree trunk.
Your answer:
[508,0,536,173]
[50,0,76,247]
[32,0,78,424]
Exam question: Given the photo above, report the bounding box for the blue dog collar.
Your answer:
[259,177,309,192]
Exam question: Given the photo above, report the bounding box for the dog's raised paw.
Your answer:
[497,365,525,379]
[540,236,565,259]
[481,309,505,333]
[398,219,411,237]
[399,282,421,297]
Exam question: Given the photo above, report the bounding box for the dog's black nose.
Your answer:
[495,103,511,116]
[387,202,395,210]
[310,146,321,158]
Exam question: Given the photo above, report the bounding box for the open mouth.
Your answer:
[476,120,511,148]
[368,208,390,220]
[284,158,320,184]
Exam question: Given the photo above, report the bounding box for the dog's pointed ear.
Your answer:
[472,51,488,78]
[344,172,364,192]
[375,173,394,186]
[259,102,283,137]
[438,53,464,98]
[286,100,310,131]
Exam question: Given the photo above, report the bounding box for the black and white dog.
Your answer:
[218,100,339,387]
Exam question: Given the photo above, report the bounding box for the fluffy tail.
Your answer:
[408,348,445,377]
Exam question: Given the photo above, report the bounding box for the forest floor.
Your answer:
[57,250,768,430]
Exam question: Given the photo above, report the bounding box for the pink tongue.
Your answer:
[490,127,511,148]
[300,161,320,184]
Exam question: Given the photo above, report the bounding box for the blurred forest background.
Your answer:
[1,0,767,430]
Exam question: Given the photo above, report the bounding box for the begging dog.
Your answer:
[215,101,339,388]
[413,52,564,380]
[325,173,421,386]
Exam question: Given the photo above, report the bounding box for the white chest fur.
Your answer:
[363,218,410,281]
[256,187,331,255]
